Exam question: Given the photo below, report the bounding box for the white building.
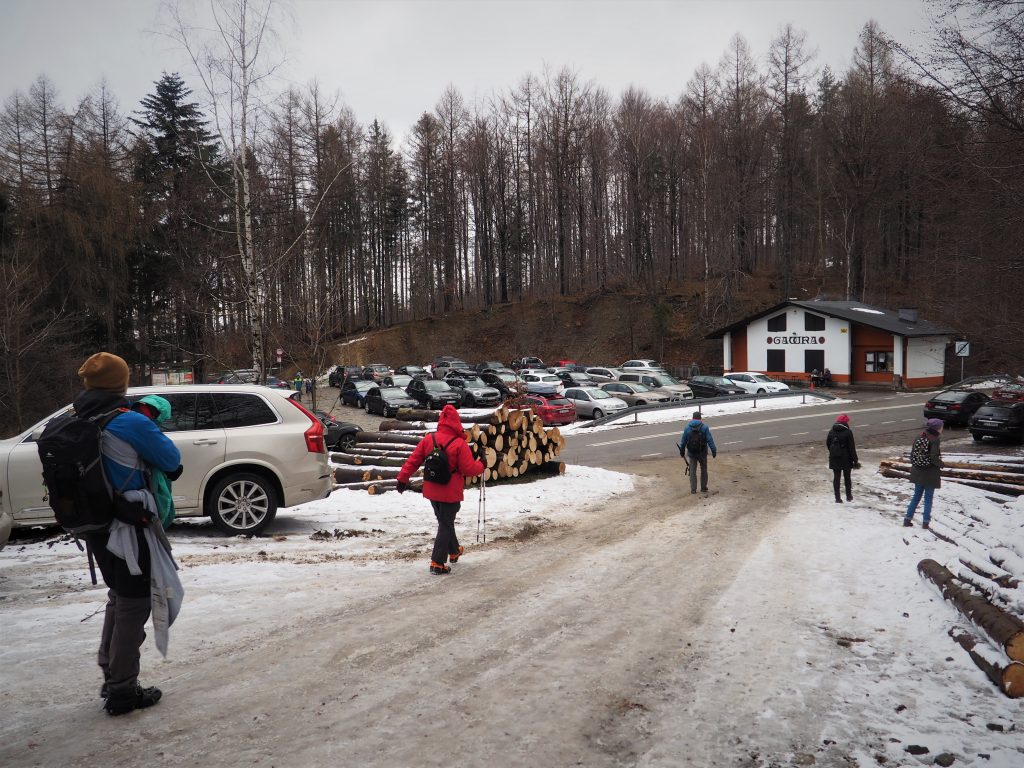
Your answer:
[706,300,957,388]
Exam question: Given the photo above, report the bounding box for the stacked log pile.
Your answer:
[918,559,1024,698]
[879,453,1024,497]
[329,408,566,494]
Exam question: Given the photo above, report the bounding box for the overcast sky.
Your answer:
[1,0,933,144]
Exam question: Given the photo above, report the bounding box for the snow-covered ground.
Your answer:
[2,440,1022,766]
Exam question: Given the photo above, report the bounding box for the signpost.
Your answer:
[955,340,970,381]
[276,347,283,364]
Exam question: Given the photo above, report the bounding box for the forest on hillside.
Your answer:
[1,0,1023,432]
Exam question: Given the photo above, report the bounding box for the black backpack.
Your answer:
[423,435,456,483]
[37,409,123,534]
[686,425,707,454]
[910,435,931,468]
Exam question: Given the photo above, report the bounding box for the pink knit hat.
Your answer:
[836,414,850,424]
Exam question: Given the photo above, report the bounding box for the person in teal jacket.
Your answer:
[678,412,718,494]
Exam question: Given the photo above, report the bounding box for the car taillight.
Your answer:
[925,401,934,408]
[287,398,327,453]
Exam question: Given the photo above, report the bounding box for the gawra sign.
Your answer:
[766,335,826,345]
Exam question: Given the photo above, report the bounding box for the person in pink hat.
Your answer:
[826,413,860,503]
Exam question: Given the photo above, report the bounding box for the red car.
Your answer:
[993,380,1024,402]
[525,394,576,426]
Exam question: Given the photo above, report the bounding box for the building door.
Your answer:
[804,349,824,374]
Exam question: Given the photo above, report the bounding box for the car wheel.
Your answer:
[337,433,357,451]
[364,400,371,413]
[972,432,983,441]
[208,472,277,535]
[593,408,604,419]
[636,400,646,406]
[466,395,476,407]
[757,388,766,394]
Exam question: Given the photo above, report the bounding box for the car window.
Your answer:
[380,387,406,397]
[976,406,1011,418]
[425,381,451,391]
[368,388,381,398]
[751,375,773,383]
[212,393,277,428]
[633,383,652,392]
[547,398,570,406]
[589,389,611,399]
[565,389,581,399]
[933,391,967,403]
[157,392,200,432]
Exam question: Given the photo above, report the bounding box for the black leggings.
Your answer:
[832,468,852,500]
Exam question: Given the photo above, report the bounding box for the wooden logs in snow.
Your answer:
[879,459,1024,497]
[918,559,1024,662]
[355,430,421,447]
[948,627,1024,698]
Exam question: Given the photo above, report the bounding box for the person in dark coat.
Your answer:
[904,418,945,529]
[396,405,485,574]
[825,413,859,503]
[75,353,181,716]
[678,412,717,494]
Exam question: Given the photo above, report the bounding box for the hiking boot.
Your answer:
[903,519,913,527]
[449,546,464,564]
[429,562,451,575]
[835,497,843,504]
[104,684,162,716]
[690,490,697,495]
[922,521,930,530]
[846,494,853,502]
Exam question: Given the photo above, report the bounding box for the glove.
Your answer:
[167,465,184,481]
[711,451,717,459]
[396,481,408,494]
[853,462,861,470]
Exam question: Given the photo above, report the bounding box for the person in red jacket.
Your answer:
[397,404,484,574]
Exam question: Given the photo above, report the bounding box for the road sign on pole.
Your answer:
[955,341,970,381]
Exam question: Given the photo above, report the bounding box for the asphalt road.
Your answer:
[562,389,955,468]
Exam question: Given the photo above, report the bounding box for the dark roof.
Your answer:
[706,300,958,339]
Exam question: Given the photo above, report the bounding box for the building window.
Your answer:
[767,314,787,332]
[865,351,894,373]
[766,349,785,372]
[805,349,825,373]
[804,312,825,331]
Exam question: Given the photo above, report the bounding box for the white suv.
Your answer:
[0,385,334,536]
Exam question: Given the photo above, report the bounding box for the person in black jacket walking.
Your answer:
[826,414,859,503]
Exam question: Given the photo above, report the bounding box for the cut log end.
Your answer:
[1004,662,1024,698]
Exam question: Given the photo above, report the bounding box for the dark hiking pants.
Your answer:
[832,468,852,501]
[430,500,461,565]
[85,528,152,697]
[687,451,709,492]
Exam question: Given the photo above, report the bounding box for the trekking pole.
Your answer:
[481,472,487,544]
[477,475,483,543]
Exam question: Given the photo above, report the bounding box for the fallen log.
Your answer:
[334,478,423,492]
[356,431,421,446]
[332,453,408,468]
[377,419,429,433]
[333,465,411,484]
[959,555,1020,589]
[880,466,1023,497]
[539,461,566,475]
[918,559,1024,661]
[948,627,1024,698]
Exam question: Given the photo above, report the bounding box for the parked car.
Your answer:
[443,374,502,407]
[361,364,392,382]
[521,372,565,396]
[556,371,597,388]
[480,370,525,398]
[923,389,990,426]
[968,400,1024,442]
[329,365,362,388]
[511,356,545,371]
[0,385,333,536]
[383,373,414,389]
[475,361,506,373]
[341,379,376,407]
[264,376,295,390]
[524,395,576,426]
[563,387,628,419]
[406,378,463,409]
[992,381,1024,402]
[553,359,577,367]
[432,358,470,379]
[600,381,671,406]
[617,372,694,400]
[687,375,746,398]
[395,365,430,380]
[725,372,791,394]
[585,367,623,382]
[620,359,667,373]
[313,411,359,451]
[364,386,420,417]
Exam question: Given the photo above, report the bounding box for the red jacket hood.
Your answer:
[436,404,464,441]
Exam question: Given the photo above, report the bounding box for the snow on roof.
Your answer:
[849,306,885,315]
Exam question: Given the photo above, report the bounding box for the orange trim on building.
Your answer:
[851,325,895,384]
[731,326,747,372]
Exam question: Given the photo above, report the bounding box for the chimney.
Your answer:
[898,308,918,323]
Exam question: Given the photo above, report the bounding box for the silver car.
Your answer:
[0,385,334,536]
[521,373,565,396]
[600,381,671,406]
[725,372,790,394]
[563,387,629,419]
[616,372,694,400]
[586,367,624,382]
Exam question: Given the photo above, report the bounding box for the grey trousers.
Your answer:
[98,592,151,696]
[688,451,709,492]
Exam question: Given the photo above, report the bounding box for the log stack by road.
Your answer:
[329,406,566,494]
[879,453,1024,497]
